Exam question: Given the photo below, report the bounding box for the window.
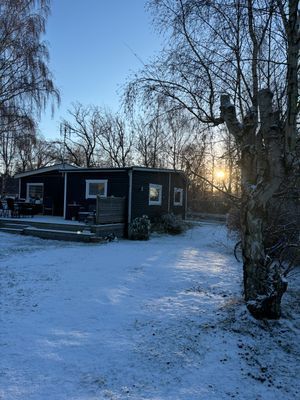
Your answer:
[26,183,44,202]
[174,187,183,206]
[85,180,107,199]
[149,183,162,205]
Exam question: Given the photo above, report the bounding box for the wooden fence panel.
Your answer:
[96,196,126,224]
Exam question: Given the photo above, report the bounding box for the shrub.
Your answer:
[128,215,151,240]
[156,213,187,235]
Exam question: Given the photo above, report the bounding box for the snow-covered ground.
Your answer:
[0,224,299,400]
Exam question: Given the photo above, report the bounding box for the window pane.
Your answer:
[89,183,105,196]
[150,187,160,202]
[29,185,43,200]
[174,190,181,203]
[149,184,162,205]
[174,188,183,205]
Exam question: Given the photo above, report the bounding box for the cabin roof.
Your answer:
[14,164,185,179]
[14,163,78,179]
[62,166,185,174]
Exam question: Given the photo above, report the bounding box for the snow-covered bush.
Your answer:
[128,215,151,240]
[155,213,187,235]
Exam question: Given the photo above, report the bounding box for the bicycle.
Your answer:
[234,240,242,263]
[278,244,300,277]
[234,239,299,277]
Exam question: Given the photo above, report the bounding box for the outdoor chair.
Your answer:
[18,203,34,218]
[6,198,19,218]
[0,200,9,217]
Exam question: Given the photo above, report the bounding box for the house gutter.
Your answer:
[185,179,188,219]
[63,172,68,219]
[128,169,133,224]
[168,173,171,213]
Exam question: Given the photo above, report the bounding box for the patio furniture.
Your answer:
[43,197,54,215]
[18,202,34,217]
[6,198,19,218]
[0,200,9,217]
[68,203,81,220]
[78,211,91,223]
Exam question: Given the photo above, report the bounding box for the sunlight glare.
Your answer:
[215,169,226,180]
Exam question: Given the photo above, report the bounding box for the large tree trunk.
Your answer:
[221,0,298,317]
[241,191,287,319]
[243,90,289,318]
[221,89,289,319]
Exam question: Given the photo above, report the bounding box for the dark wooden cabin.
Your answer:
[15,164,187,223]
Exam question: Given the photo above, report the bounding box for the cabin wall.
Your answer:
[169,172,187,217]
[131,171,186,221]
[18,168,187,222]
[19,172,64,216]
[65,171,129,220]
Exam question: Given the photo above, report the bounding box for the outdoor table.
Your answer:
[68,204,81,220]
[16,202,35,217]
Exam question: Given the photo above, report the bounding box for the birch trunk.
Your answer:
[221,90,288,318]
[220,0,298,319]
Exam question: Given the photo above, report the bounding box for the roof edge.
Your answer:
[15,164,186,178]
[131,166,185,174]
[14,163,78,179]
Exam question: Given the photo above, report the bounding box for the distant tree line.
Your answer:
[1,101,240,205]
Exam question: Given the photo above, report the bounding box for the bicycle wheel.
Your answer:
[279,244,299,277]
[234,240,243,263]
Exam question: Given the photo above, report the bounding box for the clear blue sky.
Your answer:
[39,0,162,139]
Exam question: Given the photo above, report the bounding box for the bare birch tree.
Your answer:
[98,112,134,167]
[133,114,166,168]
[0,0,59,119]
[164,110,194,169]
[0,0,59,189]
[60,104,103,167]
[15,134,58,172]
[219,127,241,195]
[0,107,35,192]
[59,105,134,168]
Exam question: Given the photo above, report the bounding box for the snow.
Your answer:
[2,216,85,225]
[0,224,299,400]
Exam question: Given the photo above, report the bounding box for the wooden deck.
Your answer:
[0,216,125,242]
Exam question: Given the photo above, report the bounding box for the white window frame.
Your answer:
[174,187,183,206]
[149,183,162,206]
[26,183,44,202]
[85,179,107,199]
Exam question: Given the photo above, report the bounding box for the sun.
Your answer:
[215,169,226,180]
